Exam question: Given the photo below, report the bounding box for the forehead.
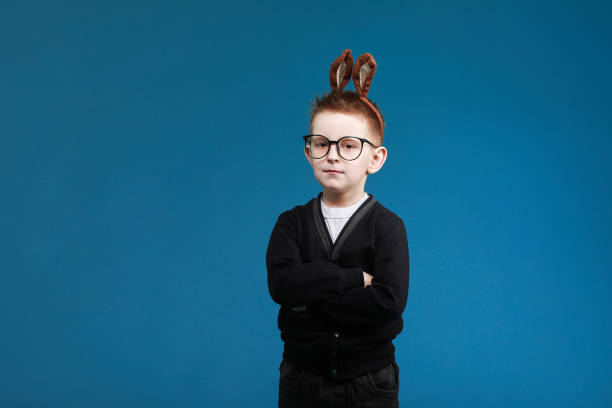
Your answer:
[311,111,373,140]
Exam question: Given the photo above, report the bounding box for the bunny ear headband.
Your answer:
[329,49,384,141]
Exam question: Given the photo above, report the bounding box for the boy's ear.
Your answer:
[329,49,353,94]
[352,53,377,98]
[366,146,387,175]
[304,145,313,166]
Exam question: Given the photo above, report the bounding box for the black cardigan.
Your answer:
[266,192,410,380]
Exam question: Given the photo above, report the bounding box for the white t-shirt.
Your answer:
[320,192,369,243]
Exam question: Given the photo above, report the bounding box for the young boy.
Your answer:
[266,50,410,407]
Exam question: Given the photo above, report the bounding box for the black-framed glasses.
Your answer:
[303,134,378,161]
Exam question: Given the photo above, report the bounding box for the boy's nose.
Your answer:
[327,143,340,161]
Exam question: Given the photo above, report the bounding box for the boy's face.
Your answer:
[305,111,387,198]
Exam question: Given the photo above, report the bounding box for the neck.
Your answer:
[322,189,366,208]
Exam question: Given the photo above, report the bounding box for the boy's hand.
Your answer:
[363,271,373,287]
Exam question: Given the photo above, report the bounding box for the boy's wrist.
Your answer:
[362,271,373,287]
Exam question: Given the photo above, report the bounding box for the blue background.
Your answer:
[1,1,611,406]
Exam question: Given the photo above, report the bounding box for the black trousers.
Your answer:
[278,359,400,408]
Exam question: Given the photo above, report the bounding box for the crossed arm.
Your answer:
[266,212,372,307]
[266,211,409,327]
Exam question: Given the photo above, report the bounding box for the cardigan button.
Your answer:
[334,332,340,338]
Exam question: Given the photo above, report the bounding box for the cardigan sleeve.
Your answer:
[266,211,364,308]
[314,218,410,326]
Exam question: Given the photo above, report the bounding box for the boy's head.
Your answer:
[304,50,388,201]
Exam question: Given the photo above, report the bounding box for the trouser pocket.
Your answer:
[355,361,399,397]
[278,359,305,391]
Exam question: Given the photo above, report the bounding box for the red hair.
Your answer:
[308,90,385,145]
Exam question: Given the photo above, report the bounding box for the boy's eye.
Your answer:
[340,140,360,150]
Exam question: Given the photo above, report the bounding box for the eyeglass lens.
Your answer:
[306,136,362,160]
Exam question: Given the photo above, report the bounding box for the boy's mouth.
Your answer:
[324,170,343,174]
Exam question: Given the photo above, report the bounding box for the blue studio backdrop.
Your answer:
[1,1,611,407]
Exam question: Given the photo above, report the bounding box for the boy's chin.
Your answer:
[317,181,344,191]
[317,178,364,193]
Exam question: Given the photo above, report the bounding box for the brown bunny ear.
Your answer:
[352,52,385,141]
[329,49,353,94]
[352,53,377,97]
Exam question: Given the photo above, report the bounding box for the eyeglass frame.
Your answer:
[302,134,379,161]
